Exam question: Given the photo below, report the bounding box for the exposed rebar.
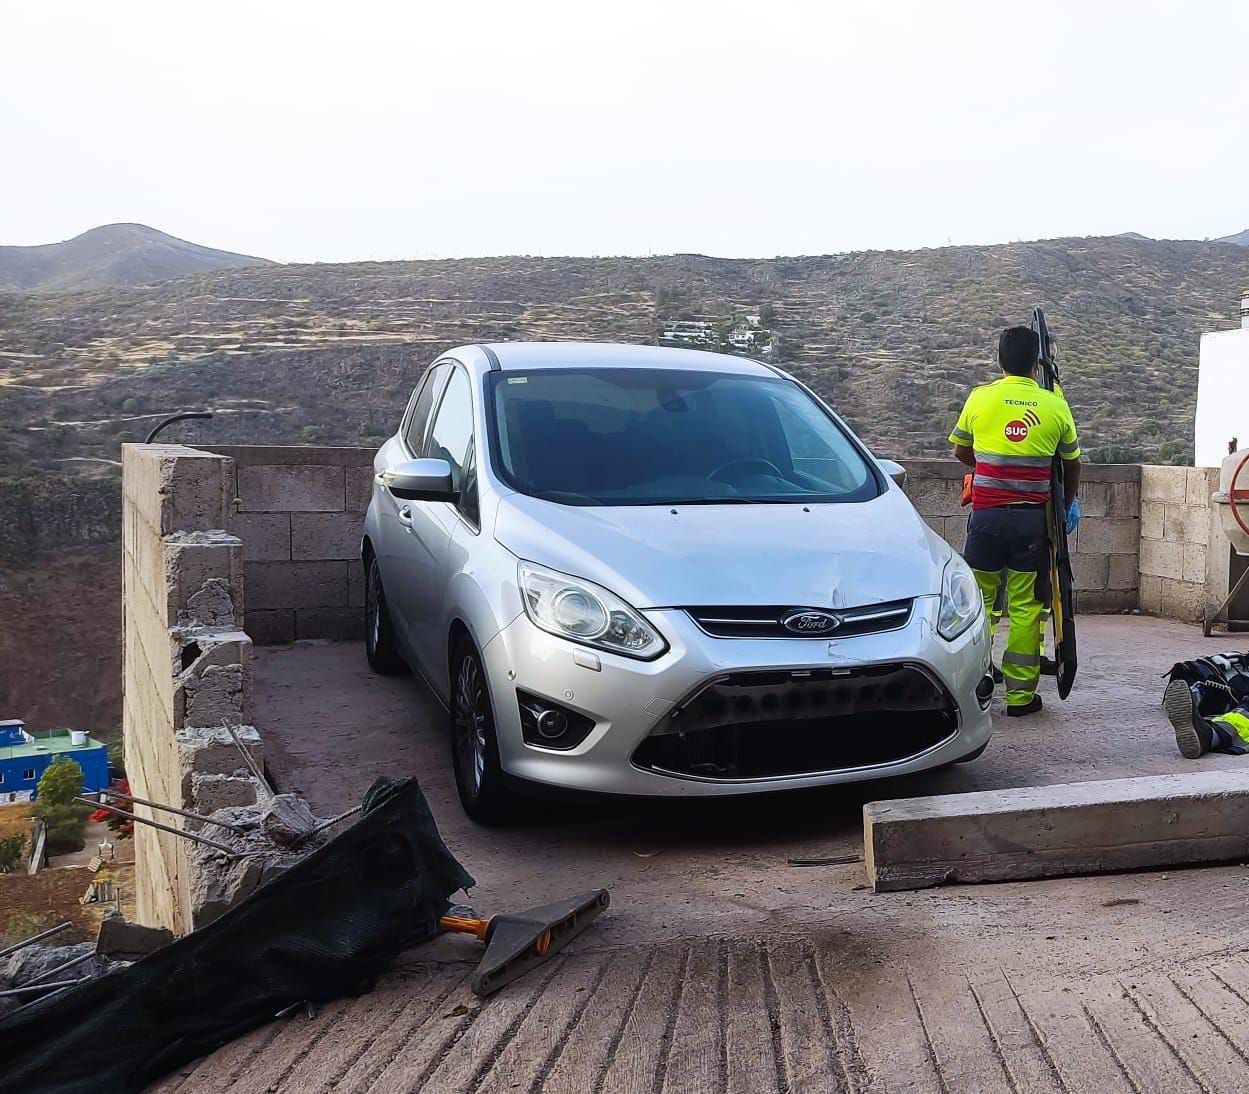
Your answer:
[0,921,72,960]
[26,950,96,986]
[0,978,91,998]
[102,789,245,834]
[74,798,239,856]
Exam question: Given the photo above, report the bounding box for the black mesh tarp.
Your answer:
[0,777,474,1093]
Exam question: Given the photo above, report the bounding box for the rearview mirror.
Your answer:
[878,459,907,487]
[382,458,456,501]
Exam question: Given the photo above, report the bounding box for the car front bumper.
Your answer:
[481,597,993,797]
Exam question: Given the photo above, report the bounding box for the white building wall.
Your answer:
[1195,327,1249,468]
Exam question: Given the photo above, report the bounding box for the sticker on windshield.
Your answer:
[507,377,528,384]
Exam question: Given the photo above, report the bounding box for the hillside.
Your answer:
[2,234,1248,478]
[1217,228,1249,247]
[0,223,273,293]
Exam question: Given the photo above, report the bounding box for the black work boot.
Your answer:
[1040,655,1058,677]
[1006,695,1043,718]
[1164,678,1214,759]
[991,663,1004,684]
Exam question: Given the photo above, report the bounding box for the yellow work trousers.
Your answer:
[974,568,1042,707]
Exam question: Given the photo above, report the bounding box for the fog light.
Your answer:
[517,690,596,750]
[976,674,995,709]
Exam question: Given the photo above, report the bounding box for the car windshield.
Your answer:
[486,367,881,506]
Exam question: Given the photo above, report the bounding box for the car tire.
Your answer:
[450,638,519,824]
[364,553,405,675]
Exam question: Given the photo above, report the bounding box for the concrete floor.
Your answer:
[159,616,1249,1093]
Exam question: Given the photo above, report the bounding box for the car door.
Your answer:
[375,363,449,649]
[398,364,479,677]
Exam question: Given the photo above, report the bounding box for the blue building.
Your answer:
[0,719,110,806]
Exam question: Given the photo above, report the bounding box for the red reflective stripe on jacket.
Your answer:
[974,462,1051,482]
[972,485,1050,510]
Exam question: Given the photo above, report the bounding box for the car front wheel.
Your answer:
[450,639,518,824]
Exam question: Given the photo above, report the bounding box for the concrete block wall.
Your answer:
[901,461,1141,613]
[121,444,262,935]
[206,446,373,645]
[1138,466,1225,623]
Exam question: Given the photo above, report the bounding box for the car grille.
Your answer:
[685,599,913,639]
[632,663,957,781]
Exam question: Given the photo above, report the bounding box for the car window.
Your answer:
[487,368,880,506]
[402,364,448,455]
[425,367,478,520]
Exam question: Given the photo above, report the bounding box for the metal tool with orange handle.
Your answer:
[438,888,610,996]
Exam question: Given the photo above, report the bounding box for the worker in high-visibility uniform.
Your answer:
[1164,667,1249,758]
[950,326,1082,716]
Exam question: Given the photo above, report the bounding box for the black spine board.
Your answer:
[1032,307,1078,699]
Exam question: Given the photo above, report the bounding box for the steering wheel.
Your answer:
[708,457,785,483]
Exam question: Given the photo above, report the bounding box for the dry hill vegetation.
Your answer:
[3,233,1248,736]
[2,235,1246,483]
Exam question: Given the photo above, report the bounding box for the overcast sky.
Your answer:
[3,1,1246,263]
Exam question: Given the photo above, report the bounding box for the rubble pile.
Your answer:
[188,792,332,926]
[0,942,108,1019]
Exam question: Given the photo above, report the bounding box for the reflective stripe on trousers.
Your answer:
[974,567,1043,706]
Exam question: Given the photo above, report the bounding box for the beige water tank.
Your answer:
[1212,448,1249,555]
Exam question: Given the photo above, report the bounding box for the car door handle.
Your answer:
[398,505,415,530]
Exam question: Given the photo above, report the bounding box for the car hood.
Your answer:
[492,488,951,609]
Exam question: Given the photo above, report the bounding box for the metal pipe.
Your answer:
[144,410,213,444]
[0,978,91,998]
[225,722,272,798]
[102,789,245,834]
[74,798,238,856]
[26,950,96,986]
[0,921,72,960]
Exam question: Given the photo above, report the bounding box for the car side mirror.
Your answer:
[382,458,456,501]
[878,459,907,487]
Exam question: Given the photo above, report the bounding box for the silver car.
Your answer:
[364,342,993,821]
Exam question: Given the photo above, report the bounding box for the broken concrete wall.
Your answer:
[121,444,263,935]
[902,460,1142,613]
[204,446,373,644]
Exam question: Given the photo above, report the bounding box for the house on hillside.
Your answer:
[0,719,109,805]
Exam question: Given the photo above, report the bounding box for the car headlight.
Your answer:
[518,562,667,660]
[938,556,981,641]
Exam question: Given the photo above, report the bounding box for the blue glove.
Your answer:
[1065,497,1082,535]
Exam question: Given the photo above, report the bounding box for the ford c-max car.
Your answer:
[363,342,993,821]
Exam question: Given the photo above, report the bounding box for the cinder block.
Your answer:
[1107,554,1139,590]
[1074,518,1139,556]
[1078,483,1110,518]
[1140,573,1162,613]
[190,772,259,814]
[1073,554,1109,592]
[245,560,349,610]
[906,478,965,520]
[229,512,291,561]
[1140,538,1183,581]
[1139,500,1164,542]
[1141,466,1188,504]
[245,609,296,645]
[206,445,375,468]
[295,606,364,641]
[1186,466,1218,507]
[177,724,263,777]
[291,511,365,561]
[1183,506,1210,547]
[180,663,245,728]
[238,464,344,513]
[1075,589,1137,613]
[942,515,967,552]
[348,559,365,607]
[165,532,244,629]
[1160,577,1206,623]
[1107,482,1141,517]
[1183,542,1208,585]
[346,465,374,512]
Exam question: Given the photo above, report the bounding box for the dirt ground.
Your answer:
[0,803,33,841]
[151,614,1249,1092]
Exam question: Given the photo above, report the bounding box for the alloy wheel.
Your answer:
[454,654,488,796]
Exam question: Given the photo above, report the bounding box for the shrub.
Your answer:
[36,803,91,854]
[0,834,25,873]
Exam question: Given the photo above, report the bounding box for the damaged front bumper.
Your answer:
[482,595,993,797]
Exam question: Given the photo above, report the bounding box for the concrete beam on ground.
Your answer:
[864,769,1249,892]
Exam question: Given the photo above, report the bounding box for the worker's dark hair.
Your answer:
[998,326,1040,376]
